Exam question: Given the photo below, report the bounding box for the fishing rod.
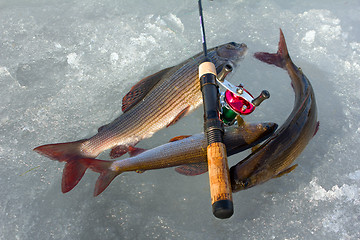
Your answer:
[197,0,233,219]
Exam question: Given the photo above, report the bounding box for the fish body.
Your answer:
[34,42,247,192]
[77,122,278,196]
[230,29,319,191]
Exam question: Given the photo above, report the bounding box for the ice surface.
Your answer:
[1,0,359,239]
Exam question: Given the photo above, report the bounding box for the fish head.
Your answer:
[214,42,248,66]
[225,122,278,155]
[230,159,259,192]
[232,178,250,191]
[231,164,275,192]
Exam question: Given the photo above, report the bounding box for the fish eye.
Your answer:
[226,42,236,49]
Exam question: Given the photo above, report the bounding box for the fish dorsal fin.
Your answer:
[169,135,192,142]
[98,123,109,132]
[273,164,298,179]
[175,162,208,176]
[122,66,174,113]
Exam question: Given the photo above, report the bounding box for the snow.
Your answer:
[1,0,359,239]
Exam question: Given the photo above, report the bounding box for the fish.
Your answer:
[65,121,277,196]
[230,29,319,191]
[34,42,248,193]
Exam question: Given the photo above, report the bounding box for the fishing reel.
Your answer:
[217,64,270,125]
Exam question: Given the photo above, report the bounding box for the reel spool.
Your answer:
[221,86,270,125]
[216,63,270,125]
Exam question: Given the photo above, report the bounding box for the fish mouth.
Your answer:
[225,121,278,157]
[264,122,278,133]
[216,42,248,63]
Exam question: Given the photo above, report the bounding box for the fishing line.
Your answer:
[198,0,208,58]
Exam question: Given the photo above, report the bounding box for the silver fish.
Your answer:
[70,122,277,196]
[34,42,248,193]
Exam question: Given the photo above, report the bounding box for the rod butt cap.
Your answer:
[212,200,234,219]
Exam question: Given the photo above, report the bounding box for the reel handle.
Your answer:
[252,90,270,106]
[217,64,233,82]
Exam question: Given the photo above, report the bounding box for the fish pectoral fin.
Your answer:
[122,66,175,113]
[175,162,208,176]
[273,164,298,179]
[166,106,190,128]
[169,135,192,142]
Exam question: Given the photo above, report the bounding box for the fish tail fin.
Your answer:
[33,139,92,193]
[33,139,89,162]
[62,160,88,193]
[80,158,120,196]
[254,28,291,69]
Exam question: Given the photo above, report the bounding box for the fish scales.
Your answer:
[34,42,247,193]
[77,122,278,196]
[230,30,318,191]
[80,49,229,157]
[112,135,206,171]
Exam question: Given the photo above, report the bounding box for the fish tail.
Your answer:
[254,28,290,69]
[80,158,120,196]
[33,140,91,193]
[80,158,121,197]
